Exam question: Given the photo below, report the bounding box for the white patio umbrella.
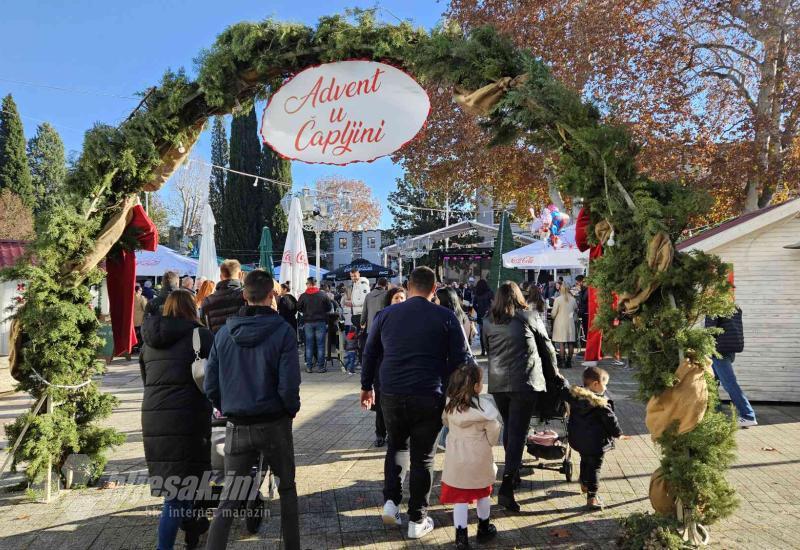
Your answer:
[279,197,310,297]
[197,204,220,282]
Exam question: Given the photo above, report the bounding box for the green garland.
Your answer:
[2,12,736,543]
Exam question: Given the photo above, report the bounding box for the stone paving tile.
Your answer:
[2,356,800,549]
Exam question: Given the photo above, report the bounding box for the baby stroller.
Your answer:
[525,388,573,481]
[205,412,277,534]
[193,368,276,534]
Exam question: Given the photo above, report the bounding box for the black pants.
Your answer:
[579,453,604,496]
[374,390,386,439]
[381,393,444,522]
[492,391,537,478]
[207,417,300,550]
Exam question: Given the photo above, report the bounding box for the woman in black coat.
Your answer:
[473,279,493,355]
[482,281,558,513]
[139,289,213,550]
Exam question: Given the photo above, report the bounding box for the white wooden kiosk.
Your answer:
[678,198,800,402]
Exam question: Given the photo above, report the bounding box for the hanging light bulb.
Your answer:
[177,141,186,154]
[253,177,259,187]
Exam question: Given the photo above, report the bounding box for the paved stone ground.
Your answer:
[1,354,799,549]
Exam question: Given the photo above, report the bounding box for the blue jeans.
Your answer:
[157,497,194,550]
[304,321,327,371]
[712,354,756,421]
[345,351,357,373]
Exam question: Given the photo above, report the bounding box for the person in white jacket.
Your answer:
[349,267,371,328]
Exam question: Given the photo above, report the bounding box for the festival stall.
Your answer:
[135,245,198,277]
[502,225,588,271]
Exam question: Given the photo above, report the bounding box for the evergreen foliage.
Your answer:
[27,122,67,216]
[487,211,523,291]
[259,140,290,251]
[219,105,263,263]
[208,115,228,247]
[2,15,736,539]
[0,94,34,207]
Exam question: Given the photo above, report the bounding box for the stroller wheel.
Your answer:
[563,459,573,482]
[245,496,265,534]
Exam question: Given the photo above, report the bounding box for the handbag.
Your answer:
[190,327,207,392]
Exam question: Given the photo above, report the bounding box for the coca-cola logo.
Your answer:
[282,251,292,263]
[295,251,308,265]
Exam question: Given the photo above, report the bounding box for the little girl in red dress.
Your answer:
[441,364,501,549]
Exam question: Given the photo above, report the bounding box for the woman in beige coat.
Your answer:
[550,283,577,368]
[441,365,501,549]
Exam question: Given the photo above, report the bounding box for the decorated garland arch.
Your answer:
[4,13,736,547]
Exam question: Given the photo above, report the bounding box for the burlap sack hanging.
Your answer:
[645,357,711,440]
[141,119,205,192]
[60,195,139,287]
[649,467,676,517]
[618,231,674,314]
[454,74,529,117]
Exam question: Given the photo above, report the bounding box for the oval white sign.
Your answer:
[260,60,430,165]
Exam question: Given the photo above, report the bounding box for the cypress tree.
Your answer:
[27,122,67,215]
[487,211,523,291]
[220,104,262,262]
[0,94,34,207]
[260,142,290,252]
[208,116,228,246]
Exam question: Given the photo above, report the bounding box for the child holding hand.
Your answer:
[344,327,359,375]
[441,364,501,549]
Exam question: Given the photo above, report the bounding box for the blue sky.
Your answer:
[0,0,446,228]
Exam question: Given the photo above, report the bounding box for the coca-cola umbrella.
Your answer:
[323,259,395,281]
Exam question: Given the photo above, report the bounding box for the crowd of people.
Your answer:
[131,259,752,550]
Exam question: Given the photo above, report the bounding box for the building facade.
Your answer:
[331,230,383,269]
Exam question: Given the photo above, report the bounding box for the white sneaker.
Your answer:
[407,516,434,539]
[382,500,401,526]
[582,360,599,367]
[738,418,758,428]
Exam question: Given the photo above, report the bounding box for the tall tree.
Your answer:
[0,95,34,207]
[220,104,263,263]
[27,122,66,215]
[260,143,290,251]
[400,0,800,222]
[387,176,470,239]
[487,211,523,291]
[208,116,228,245]
[0,188,33,240]
[314,176,382,231]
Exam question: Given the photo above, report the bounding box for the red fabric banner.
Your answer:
[107,205,158,356]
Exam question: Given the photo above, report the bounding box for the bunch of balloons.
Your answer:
[530,204,570,248]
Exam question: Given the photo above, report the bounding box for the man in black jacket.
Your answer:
[297,277,332,373]
[200,259,245,333]
[360,267,470,540]
[205,270,301,550]
[705,305,757,428]
[144,271,179,316]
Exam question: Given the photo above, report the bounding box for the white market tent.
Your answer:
[273,265,328,280]
[136,245,198,277]
[502,225,588,270]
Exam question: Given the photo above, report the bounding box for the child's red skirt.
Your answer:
[440,482,492,504]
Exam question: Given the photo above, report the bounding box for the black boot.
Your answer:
[497,474,520,513]
[477,518,497,543]
[556,353,564,370]
[566,352,574,369]
[184,515,209,549]
[455,526,470,549]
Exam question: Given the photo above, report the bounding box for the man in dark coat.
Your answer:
[360,267,470,540]
[297,277,333,373]
[145,271,179,316]
[200,259,245,333]
[706,302,756,427]
[205,270,301,550]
